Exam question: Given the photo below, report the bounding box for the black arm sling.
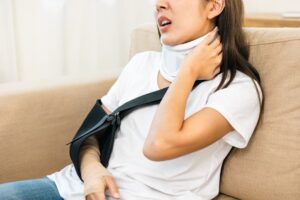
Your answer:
[68,80,204,180]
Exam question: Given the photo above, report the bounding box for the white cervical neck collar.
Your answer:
[160,31,212,82]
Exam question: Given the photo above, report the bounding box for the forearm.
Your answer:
[79,136,101,180]
[79,105,112,181]
[79,135,113,196]
[146,67,197,146]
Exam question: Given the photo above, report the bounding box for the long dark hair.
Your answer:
[158,0,264,111]
[214,0,264,112]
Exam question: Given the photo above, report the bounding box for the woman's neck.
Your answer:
[159,32,211,82]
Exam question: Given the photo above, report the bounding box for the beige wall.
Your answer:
[244,0,300,13]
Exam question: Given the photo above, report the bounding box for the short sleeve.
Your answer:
[101,55,138,112]
[203,74,262,148]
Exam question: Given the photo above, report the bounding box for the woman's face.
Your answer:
[155,0,214,46]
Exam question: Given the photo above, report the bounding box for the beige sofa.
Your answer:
[0,24,299,200]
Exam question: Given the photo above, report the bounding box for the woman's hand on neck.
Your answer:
[180,27,222,81]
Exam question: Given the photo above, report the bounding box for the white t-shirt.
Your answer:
[47,51,262,200]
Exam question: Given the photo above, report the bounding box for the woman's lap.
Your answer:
[0,177,63,200]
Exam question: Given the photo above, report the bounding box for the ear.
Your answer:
[207,0,225,19]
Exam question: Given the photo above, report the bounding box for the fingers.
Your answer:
[203,27,222,58]
[210,34,222,59]
[210,35,221,49]
[205,28,223,78]
[216,52,223,66]
[209,51,223,79]
[215,42,223,55]
[105,176,120,199]
[204,27,218,45]
[213,53,223,77]
[86,192,106,200]
[212,66,221,77]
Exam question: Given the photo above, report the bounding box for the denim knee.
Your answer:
[0,177,63,200]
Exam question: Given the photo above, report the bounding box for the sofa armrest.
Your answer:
[0,77,116,183]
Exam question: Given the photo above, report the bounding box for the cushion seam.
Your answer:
[250,38,300,46]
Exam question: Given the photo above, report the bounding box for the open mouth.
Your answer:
[158,16,172,32]
[160,20,172,27]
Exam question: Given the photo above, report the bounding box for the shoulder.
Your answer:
[211,71,263,101]
[214,70,258,86]
[129,51,161,64]
[125,51,161,73]
[203,71,263,148]
[202,70,263,118]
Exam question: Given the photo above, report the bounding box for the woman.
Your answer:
[0,0,263,199]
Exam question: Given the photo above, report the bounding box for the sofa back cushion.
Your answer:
[0,78,114,182]
[129,24,300,199]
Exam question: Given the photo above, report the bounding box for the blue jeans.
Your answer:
[0,177,63,200]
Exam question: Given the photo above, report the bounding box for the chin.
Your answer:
[160,35,181,46]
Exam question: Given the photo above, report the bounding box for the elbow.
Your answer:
[143,144,162,161]
[143,137,174,161]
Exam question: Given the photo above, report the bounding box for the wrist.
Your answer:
[82,161,111,187]
[178,64,198,81]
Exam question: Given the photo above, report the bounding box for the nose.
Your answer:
[155,0,169,12]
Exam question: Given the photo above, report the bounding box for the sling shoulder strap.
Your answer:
[112,79,204,118]
[68,80,204,144]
